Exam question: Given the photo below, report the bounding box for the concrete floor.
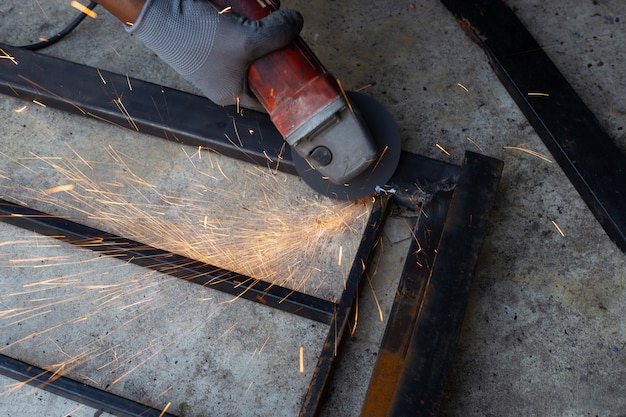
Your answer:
[0,0,625,416]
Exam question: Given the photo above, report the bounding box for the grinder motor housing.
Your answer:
[211,0,378,185]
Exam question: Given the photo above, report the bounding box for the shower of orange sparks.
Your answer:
[0,250,208,393]
[0,90,373,415]
[2,144,370,299]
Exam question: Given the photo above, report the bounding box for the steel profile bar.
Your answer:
[0,43,296,175]
[360,183,452,417]
[440,0,626,252]
[0,43,460,201]
[361,152,503,416]
[0,353,176,417]
[300,152,464,417]
[0,198,336,324]
[300,195,391,417]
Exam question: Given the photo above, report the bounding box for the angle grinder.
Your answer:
[211,0,401,200]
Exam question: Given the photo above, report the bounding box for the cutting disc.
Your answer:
[292,92,402,200]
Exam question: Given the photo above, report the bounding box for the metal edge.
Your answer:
[439,0,626,252]
[0,353,176,417]
[360,151,503,416]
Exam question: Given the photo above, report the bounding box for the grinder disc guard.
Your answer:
[292,92,401,200]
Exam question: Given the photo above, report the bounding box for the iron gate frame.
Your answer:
[0,43,502,416]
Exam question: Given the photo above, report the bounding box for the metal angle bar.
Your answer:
[359,180,452,416]
[1,42,464,190]
[0,198,336,324]
[300,194,391,417]
[0,43,296,175]
[0,353,176,417]
[439,0,626,252]
[361,151,503,416]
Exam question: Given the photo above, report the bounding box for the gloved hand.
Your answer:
[128,0,303,109]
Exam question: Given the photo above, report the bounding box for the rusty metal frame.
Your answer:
[0,44,502,416]
[360,152,502,416]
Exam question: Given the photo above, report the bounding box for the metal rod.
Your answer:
[439,0,626,252]
[0,42,296,175]
[359,184,452,417]
[300,194,391,417]
[0,198,336,324]
[361,152,503,416]
[0,353,176,417]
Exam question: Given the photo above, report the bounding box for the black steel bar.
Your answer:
[0,42,461,203]
[0,198,336,324]
[356,151,462,415]
[0,353,176,417]
[300,194,391,417]
[361,152,503,416]
[359,179,452,416]
[390,152,502,415]
[439,0,626,252]
[0,43,296,175]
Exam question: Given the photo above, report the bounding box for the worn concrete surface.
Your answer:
[0,0,625,416]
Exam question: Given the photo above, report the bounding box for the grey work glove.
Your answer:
[128,0,303,109]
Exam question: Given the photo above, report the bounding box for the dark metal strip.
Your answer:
[0,43,296,175]
[356,150,463,417]
[359,182,452,417]
[0,353,176,417]
[300,194,391,417]
[0,198,336,324]
[0,42,460,203]
[439,0,626,252]
[360,152,503,416]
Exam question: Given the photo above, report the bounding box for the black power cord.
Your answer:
[18,2,98,50]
